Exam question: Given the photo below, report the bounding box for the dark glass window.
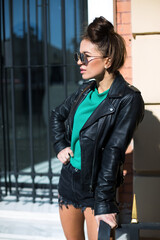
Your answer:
[0,0,88,201]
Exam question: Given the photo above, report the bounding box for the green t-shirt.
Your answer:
[70,87,110,170]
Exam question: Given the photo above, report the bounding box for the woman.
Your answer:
[50,17,144,240]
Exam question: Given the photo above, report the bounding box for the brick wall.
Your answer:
[116,0,132,84]
[116,0,133,223]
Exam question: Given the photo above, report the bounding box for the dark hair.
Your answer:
[83,16,126,74]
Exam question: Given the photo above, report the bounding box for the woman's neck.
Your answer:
[96,72,114,94]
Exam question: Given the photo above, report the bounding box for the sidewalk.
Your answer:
[0,196,128,240]
[0,196,65,240]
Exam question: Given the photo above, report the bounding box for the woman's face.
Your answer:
[78,39,107,80]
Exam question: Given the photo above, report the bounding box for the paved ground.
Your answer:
[0,196,65,240]
[0,196,129,240]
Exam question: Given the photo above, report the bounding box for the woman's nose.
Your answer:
[77,58,82,65]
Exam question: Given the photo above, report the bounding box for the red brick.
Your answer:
[116,0,133,208]
[124,173,133,184]
[124,57,132,68]
[125,157,133,165]
[124,160,133,168]
[125,151,133,164]
[121,12,131,24]
[117,23,131,35]
[117,12,122,24]
[119,183,133,193]
[119,192,133,203]
[123,35,132,46]
[117,1,131,13]
[117,0,131,2]
[120,67,132,79]
[124,162,133,173]
[126,45,132,57]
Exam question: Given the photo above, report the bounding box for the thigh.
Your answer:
[59,205,85,240]
[84,208,98,240]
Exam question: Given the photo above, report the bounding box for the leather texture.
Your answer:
[50,72,144,215]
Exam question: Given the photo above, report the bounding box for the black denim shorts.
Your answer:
[58,162,95,211]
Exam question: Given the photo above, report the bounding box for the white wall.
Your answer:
[88,0,114,24]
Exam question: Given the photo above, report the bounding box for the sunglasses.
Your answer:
[74,52,107,65]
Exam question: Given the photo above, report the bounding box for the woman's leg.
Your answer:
[84,208,116,240]
[84,208,98,240]
[59,205,85,240]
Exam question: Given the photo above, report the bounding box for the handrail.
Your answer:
[132,32,160,39]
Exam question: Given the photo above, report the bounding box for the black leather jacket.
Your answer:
[50,72,144,215]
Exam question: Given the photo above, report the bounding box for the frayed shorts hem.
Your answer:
[58,194,94,213]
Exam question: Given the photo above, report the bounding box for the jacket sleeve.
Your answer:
[50,90,79,156]
[94,91,144,215]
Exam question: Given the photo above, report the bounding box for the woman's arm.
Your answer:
[50,91,78,156]
[94,91,144,217]
[50,81,91,156]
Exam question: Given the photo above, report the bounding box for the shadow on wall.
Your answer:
[133,109,160,238]
[134,109,160,173]
[118,151,134,224]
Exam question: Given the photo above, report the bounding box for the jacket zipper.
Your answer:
[89,117,107,192]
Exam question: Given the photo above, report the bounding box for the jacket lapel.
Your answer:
[81,97,115,130]
[81,73,127,130]
[107,72,126,98]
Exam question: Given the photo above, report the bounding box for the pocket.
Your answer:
[61,162,70,173]
[59,163,71,190]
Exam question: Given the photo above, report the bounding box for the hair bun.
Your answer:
[87,16,114,43]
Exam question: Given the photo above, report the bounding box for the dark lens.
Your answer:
[79,53,84,63]
[74,53,87,64]
[74,53,79,62]
[80,53,88,65]
[83,54,88,65]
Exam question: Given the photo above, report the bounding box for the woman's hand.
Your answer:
[95,213,117,229]
[57,147,74,164]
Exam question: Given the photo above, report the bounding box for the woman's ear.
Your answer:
[104,58,111,69]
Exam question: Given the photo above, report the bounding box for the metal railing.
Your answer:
[0,0,88,202]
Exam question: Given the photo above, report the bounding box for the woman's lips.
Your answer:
[80,68,86,74]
